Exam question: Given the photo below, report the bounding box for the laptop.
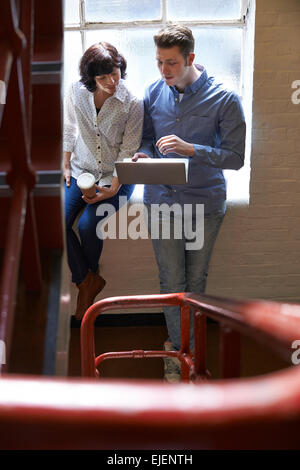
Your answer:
[115,158,189,185]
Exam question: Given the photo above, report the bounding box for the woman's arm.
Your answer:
[82,176,121,204]
[63,151,72,187]
[113,97,144,167]
[63,84,77,184]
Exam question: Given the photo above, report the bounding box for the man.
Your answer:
[133,25,246,382]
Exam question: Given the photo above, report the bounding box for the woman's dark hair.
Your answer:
[79,42,127,92]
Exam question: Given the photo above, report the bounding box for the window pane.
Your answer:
[86,28,161,98]
[85,0,161,22]
[63,31,82,92]
[193,27,242,93]
[86,27,241,97]
[64,0,80,25]
[167,0,241,20]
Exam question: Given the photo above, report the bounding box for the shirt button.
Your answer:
[176,118,180,122]
[98,146,100,149]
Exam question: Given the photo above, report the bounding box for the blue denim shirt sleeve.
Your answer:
[193,91,246,170]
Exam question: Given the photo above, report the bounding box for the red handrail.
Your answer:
[80,293,299,381]
[80,293,189,378]
[0,293,300,449]
[0,0,41,373]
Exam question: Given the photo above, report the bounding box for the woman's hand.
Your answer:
[82,185,118,204]
[132,152,151,162]
[63,152,72,187]
[64,167,72,187]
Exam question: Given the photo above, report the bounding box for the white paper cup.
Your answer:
[77,173,96,198]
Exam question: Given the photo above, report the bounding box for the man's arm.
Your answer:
[155,93,246,170]
[193,93,246,170]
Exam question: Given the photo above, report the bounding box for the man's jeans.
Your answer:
[65,177,134,284]
[146,203,226,351]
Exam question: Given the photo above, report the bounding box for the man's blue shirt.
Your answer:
[138,67,246,214]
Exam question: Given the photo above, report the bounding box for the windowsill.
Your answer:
[128,166,251,207]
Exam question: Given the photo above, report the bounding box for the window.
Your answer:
[64,0,254,203]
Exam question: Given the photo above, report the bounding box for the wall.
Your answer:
[208,0,300,302]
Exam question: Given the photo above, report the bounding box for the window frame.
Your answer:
[65,0,250,45]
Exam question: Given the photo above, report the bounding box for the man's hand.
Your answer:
[82,185,118,204]
[156,135,194,157]
[132,152,151,162]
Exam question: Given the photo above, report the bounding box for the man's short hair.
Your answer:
[154,25,195,59]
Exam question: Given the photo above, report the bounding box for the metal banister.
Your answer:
[80,293,298,382]
[0,0,64,373]
[0,293,300,448]
[0,363,300,449]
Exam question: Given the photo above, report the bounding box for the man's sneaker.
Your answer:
[163,340,181,383]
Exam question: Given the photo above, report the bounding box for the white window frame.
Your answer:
[65,1,250,50]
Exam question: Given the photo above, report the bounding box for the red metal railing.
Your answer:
[0,0,39,373]
[0,0,64,372]
[80,293,299,382]
[1,0,300,451]
[0,293,300,449]
[81,293,195,380]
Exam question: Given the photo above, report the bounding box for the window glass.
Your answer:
[86,28,160,98]
[168,0,241,21]
[63,31,82,92]
[86,26,242,97]
[63,0,249,203]
[64,0,80,25]
[85,0,162,23]
[193,27,242,93]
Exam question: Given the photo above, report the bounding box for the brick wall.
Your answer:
[206,0,300,302]
[70,0,300,313]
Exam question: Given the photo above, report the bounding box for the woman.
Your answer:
[63,42,143,320]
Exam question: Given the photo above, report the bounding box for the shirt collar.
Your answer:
[83,79,127,103]
[170,65,208,96]
[113,79,127,103]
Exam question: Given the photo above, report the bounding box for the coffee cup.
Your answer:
[77,172,96,199]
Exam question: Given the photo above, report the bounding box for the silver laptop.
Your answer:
[115,158,189,185]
